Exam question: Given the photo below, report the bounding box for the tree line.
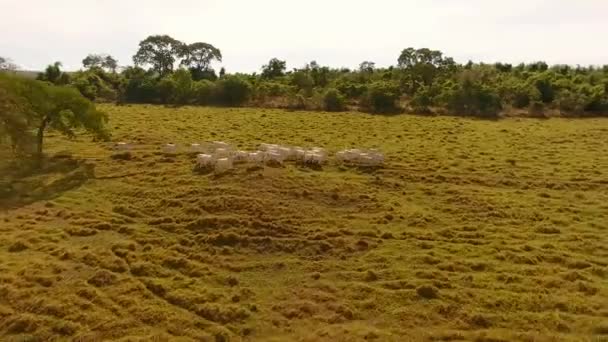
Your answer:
[3,34,608,120]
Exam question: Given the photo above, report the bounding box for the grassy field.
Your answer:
[1,104,607,341]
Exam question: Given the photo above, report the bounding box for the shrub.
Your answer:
[192,80,215,105]
[439,71,502,118]
[323,88,346,111]
[335,80,368,99]
[156,77,177,104]
[287,93,307,110]
[364,81,400,113]
[215,76,251,106]
[410,86,434,114]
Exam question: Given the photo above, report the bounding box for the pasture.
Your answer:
[1,104,607,341]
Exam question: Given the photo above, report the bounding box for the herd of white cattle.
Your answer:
[114,141,384,173]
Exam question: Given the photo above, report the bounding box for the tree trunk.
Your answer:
[36,117,49,157]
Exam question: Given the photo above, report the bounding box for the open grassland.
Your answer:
[1,104,608,341]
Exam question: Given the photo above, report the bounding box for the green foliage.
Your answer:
[261,58,286,79]
[530,73,556,104]
[157,77,177,104]
[323,88,346,112]
[410,86,435,114]
[71,68,119,101]
[290,71,314,96]
[123,67,159,103]
[499,79,540,109]
[172,69,194,105]
[37,62,70,85]
[215,76,251,106]
[133,35,185,77]
[82,54,118,72]
[0,56,18,71]
[27,40,608,118]
[192,80,215,105]
[334,79,368,99]
[180,42,222,81]
[439,70,502,119]
[255,81,293,99]
[0,73,109,155]
[364,81,400,113]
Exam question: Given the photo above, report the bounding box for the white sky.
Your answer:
[1,0,607,72]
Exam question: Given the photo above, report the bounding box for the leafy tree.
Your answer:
[364,81,400,113]
[172,69,194,104]
[157,77,177,104]
[83,54,118,72]
[261,58,286,79]
[0,74,33,153]
[397,48,456,93]
[37,62,70,85]
[291,71,314,96]
[133,35,185,77]
[192,80,216,105]
[0,56,18,72]
[323,88,346,111]
[0,73,109,155]
[219,67,226,78]
[359,61,376,73]
[180,42,222,80]
[410,85,436,114]
[439,70,502,118]
[215,76,251,106]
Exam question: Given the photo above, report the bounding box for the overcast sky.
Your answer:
[1,0,606,72]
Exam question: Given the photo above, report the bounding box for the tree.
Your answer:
[103,55,118,73]
[82,53,117,72]
[364,81,401,113]
[37,62,70,85]
[261,58,286,79]
[397,48,456,93]
[0,75,33,154]
[323,88,346,111]
[133,35,185,77]
[0,56,18,72]
[359,61,376,73]
[291,71,314,96]
[180,42,222,80]
[172,69,193,104]
[219,67,226,78]
[0,73,109,155]
[215,76,251,106]
[438,70,502,118]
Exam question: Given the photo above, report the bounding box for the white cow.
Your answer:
[215,158,233,173]
[196,154,214,168]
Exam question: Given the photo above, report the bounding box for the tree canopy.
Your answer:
[133,35,185,77]
[0,73,109,155]
[83,54,118,72]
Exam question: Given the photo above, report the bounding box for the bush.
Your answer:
[215,76,251,106]
[192,80,215,105]
[156,77,177,104]
[440,72,502,118]
[323,88,346,111]
[254,81,293,101]
[410,86,434,114]
[499,81,541,109]
[364,81,400,113]
[71,70,117,102]
[335,80,367,99]
[287,93,307,110]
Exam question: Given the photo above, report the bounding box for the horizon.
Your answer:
[1,0,607,72]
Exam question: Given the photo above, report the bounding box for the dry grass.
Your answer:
[1,104,607,341]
